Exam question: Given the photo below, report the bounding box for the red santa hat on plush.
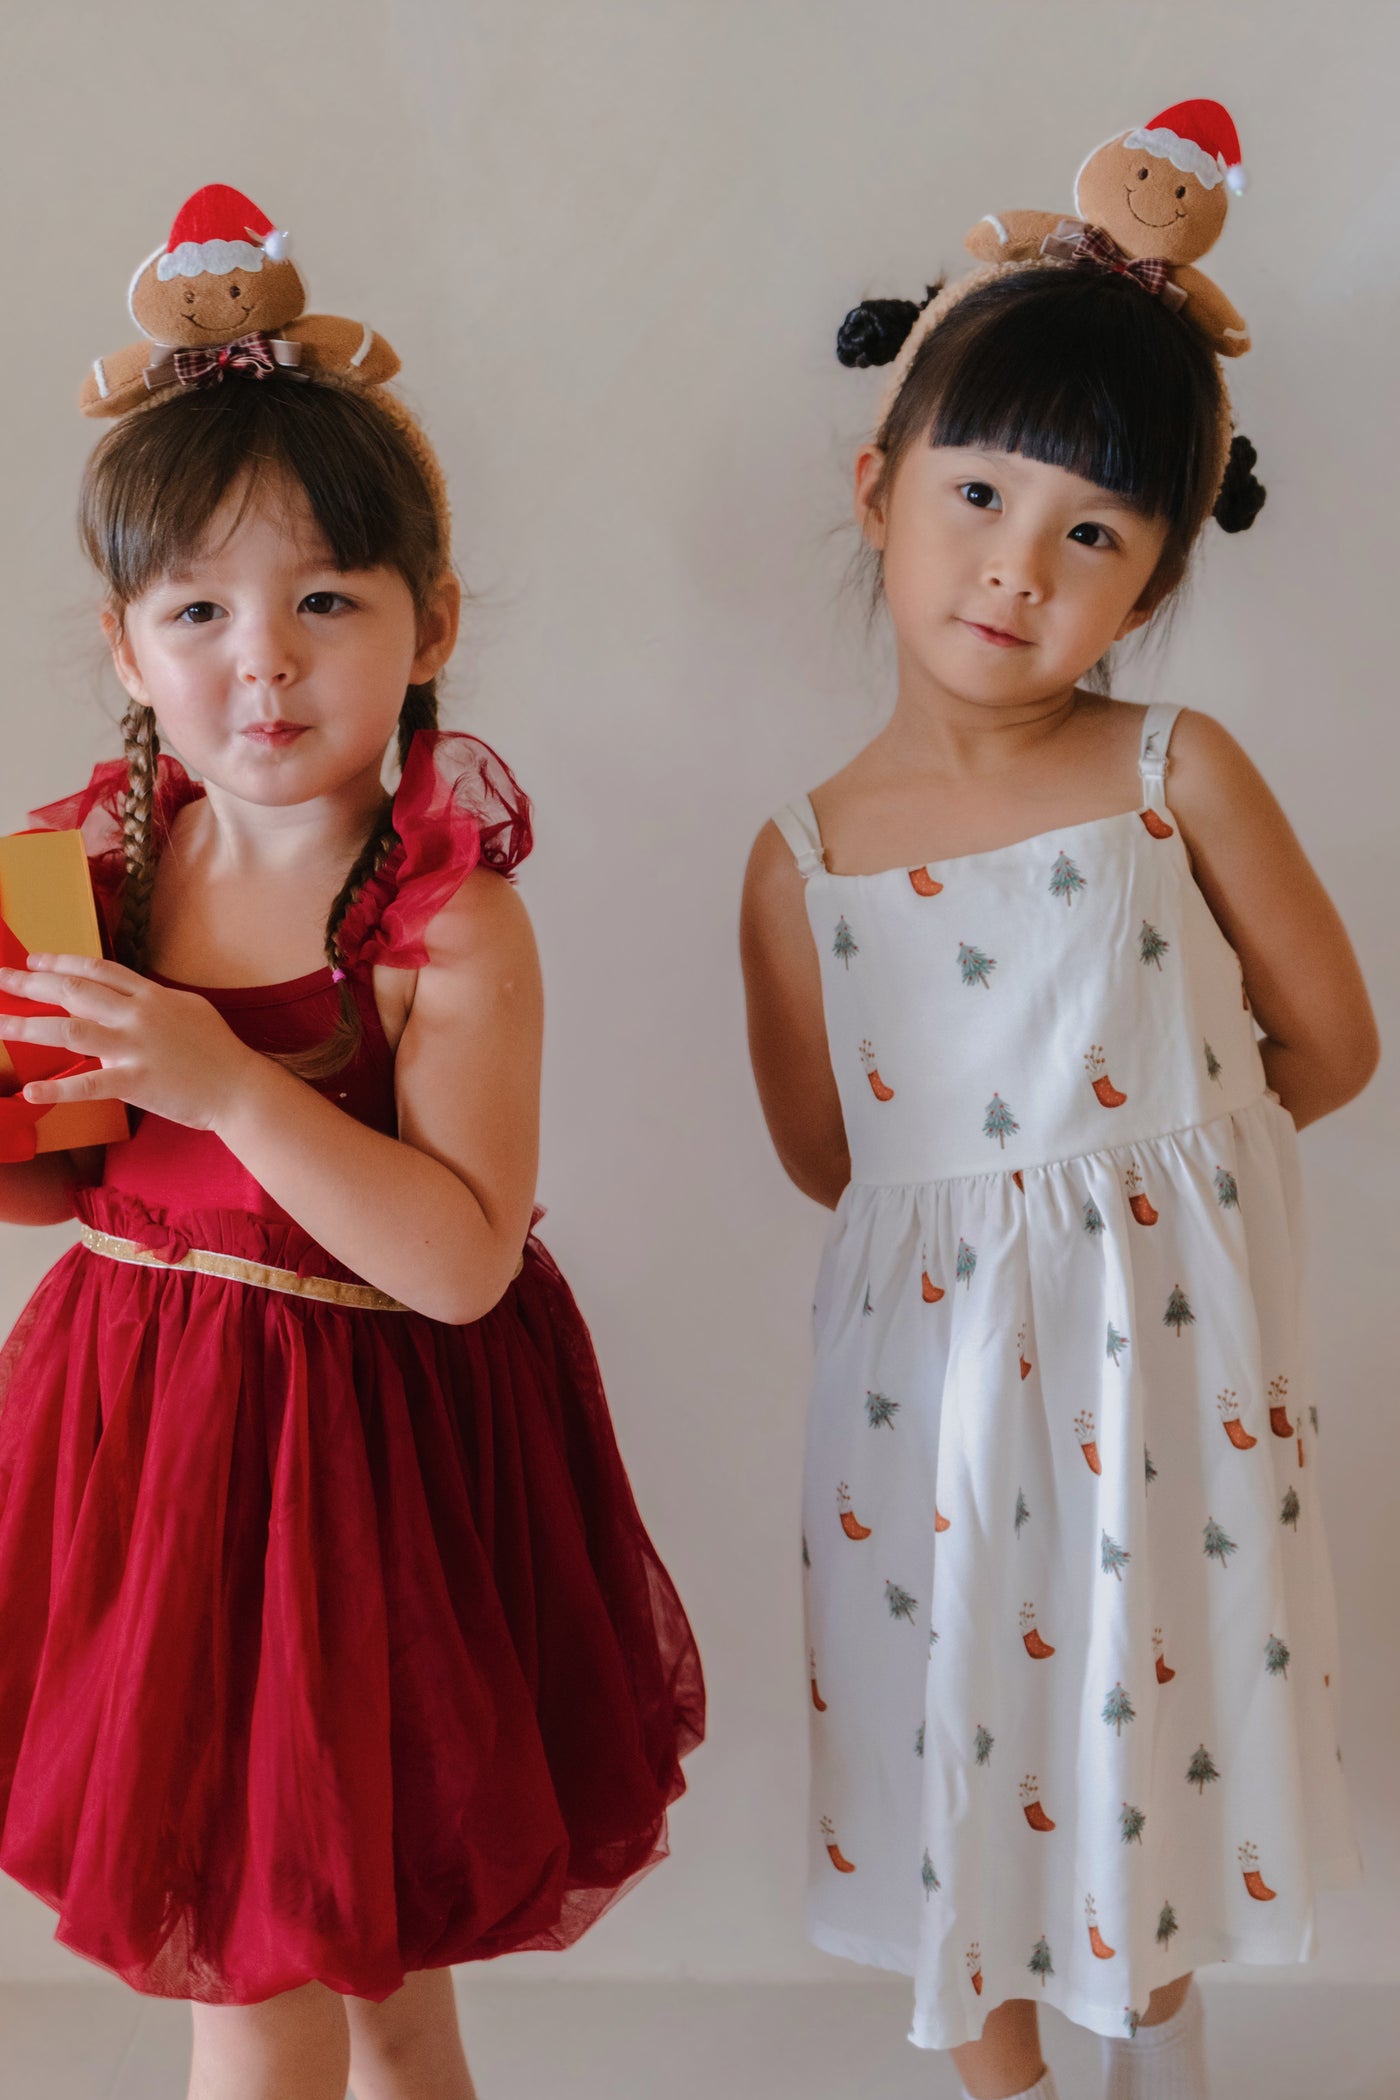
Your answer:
[127,184,298,331]
[1121,99,1248,195]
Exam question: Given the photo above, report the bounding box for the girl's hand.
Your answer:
[0,954,260,1131]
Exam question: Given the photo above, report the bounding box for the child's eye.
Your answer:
[959,482,1002,511]
[1067,522,1114,550]
[301,591,351,615]
[175,602,222,625]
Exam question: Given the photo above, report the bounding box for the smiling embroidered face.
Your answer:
[130,254,306,347]
[1076,135,1227,267]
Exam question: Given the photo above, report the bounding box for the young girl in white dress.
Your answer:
[740,240,1377,2099]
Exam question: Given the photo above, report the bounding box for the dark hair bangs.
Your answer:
[80,376,444,610]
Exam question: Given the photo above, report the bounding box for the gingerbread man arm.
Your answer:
[80,341,160,419]
[1171,264,1251,357]
[283,314,401,387]
[964,210,1063,265]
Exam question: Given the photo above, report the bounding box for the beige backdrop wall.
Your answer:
[1,0,1395,1992]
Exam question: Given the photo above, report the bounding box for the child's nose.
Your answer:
[984,539,1047,599]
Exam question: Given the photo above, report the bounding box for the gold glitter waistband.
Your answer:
[78,1224,409,1312]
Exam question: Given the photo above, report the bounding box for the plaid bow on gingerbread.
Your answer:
[171,331,279,388]
[1040,220,1187,309]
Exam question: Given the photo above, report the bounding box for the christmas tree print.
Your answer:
[1014,1487,1031,1535]
[1075,1411,1101,1475]
[921,1849,940,1899]
[1214,1165,1240,1209]
[1217,1388,1258,1450]
[1123,2008,1143,2040]
[956,1237,977,1289]
[832,916,858,969]
[1204,1039,1223,1084]
[802,1532,810,1570]
[1186,1743,1220,1794]
[914,1721,925,1758]
[1020,1600,1055,1659]
[974,1724,994,1767]
[1144,1445,1158,1486]
[983,1093,1019,1148]
[836,1482,872,1541]
[1101,1530,1131,1582]
[958,941,996,989]
[1239,1840,1277,1901]
[885,1579,918,1623]
[1125,1161,1159,1226]
[820,1816,856,1873]
[1106,1321,1130,1365]
[1085,1895,1115,1960]
[1120,1802,1147,1845]
[1028,1934,1055,1987]
[1085,1043,1128,1107]
[1139,920,1170,969]
[1153,1627,1175,1683]
[1102,1681,1135,1735]
[1268,1375,1294,1439]
[859,1039,894,1101]
[1049,851,1086,905]
[1083,1196,1106,1235]
[1309,1404,1319,1435]
[1281,1487,1301,1529]
[1265,1633,1291,1679]
[1020,1774,1055,1832]
[865,1390,899,1430]
[1156,1900,1179,1949]
[1163,1284,1194,1336]
[967,1942,984,1996]
[1203,1516,1238,1567]
[862,1283,873,1316]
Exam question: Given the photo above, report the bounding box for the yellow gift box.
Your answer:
[0,828,130,1158]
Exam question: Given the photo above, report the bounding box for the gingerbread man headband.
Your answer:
[79,183,449,546]
[843,99,1252,462]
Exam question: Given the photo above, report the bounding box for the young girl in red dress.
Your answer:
[0,190,704,2099]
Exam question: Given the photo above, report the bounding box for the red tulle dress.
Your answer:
[0,730,704,2003]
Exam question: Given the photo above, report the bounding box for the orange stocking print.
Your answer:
[920,1244,945,1303]
[1153,1627,1176,1684]
[836,1483,871,1541]
[1017,1323,1032,1380]
[1139,806,1174,840]
[820,1816,855,1873]
[1217,1389,1258,1450]
[909,866,944,897]
[1239,1841,1277,1901]
[1085,1044,1127,1107]
[966,1941,983,1995]
[1125,1161,1158,1225]
[859,1039,894,1101]
[1075,1410,1101,1475]
[1020,1600,1054,1658]
[1020,1773,1055,1831]
[1085,1894,1116,1959]
[1268,1375,1294,1439]
[809,1649,827,1712]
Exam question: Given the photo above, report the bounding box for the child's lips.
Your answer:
[242,723,309,746]
[960,619,1030,649]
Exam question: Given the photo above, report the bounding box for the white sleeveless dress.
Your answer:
[772,704,1362,2051]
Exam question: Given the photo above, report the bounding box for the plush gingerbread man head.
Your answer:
[1074,99,1247,268]
[127,184,306,348]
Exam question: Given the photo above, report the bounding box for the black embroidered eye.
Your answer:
[229,284,241,299]
[1137,168,1149,180]
[1175,186,1186,200]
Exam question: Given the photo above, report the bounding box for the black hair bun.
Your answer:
[1214,433,1267,533]
[836,291,935,369]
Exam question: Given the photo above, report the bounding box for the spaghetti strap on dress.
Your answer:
[0,729,705,2004]
[775,702,1360,2048]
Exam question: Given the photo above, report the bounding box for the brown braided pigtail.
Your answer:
[273,681,442,1084]
[118,698,162,972]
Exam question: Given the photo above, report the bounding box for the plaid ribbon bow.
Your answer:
[171,331,279,388]
[1040,220,1187,309]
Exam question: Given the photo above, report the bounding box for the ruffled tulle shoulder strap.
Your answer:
[26,754,204,947]
[336,730,534,974]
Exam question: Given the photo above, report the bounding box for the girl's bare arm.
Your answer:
[1168,709,1380,1129]
[739,820,850,1208]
